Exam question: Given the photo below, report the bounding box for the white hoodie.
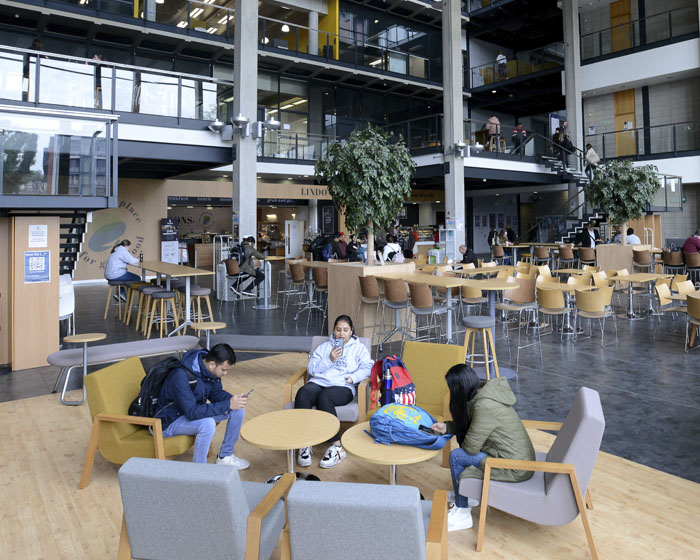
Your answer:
[307,335,373,396]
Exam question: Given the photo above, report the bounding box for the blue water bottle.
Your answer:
[380,369,393,406]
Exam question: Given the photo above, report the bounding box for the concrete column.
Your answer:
[441,0,466,253]
[308,199,318,232]
[232,0,259,243]
[563,0,584,219]
[308,11,319,56]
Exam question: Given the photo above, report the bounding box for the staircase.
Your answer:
[541,155,590,188]
[59,210,89,277]
[558,212,607,245]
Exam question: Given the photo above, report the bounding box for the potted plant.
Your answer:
[586,159,659,245]
[314,125,415,264]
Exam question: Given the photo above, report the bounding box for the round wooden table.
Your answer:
[62,332,106,406]
[341,422,439,485]
[240,409,339,473]
[191,321,226,348]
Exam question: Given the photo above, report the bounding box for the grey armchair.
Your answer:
[117,457,294,560]
[282,480,448,560]
[282,336,372,424]
[458,387,604,560]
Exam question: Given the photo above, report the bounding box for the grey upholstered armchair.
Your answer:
[282,480,448,560]
[458,387,605,559]
[117,458,293,560]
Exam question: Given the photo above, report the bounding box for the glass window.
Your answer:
[135,72,179,117]
[38,58,96,109]
[0,52,24,102]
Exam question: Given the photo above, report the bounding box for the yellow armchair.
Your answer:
[79,356,195,488]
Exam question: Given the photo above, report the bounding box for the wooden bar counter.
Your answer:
[327,261,416,337]
[595,244,634,273]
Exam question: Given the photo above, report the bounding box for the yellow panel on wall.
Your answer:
[318,0,339,59]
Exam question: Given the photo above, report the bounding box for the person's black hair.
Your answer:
[445,364,481,446]
[586,143,592,150]
[695,229,700,236]
[386,234,395,243]
[204,343,237,365]
[626,228,634,235]
[333,314,355,336]
[333,232,341,239]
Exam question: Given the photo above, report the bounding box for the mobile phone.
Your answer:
[335,338,344,349]
[418,425,440,436]
[243,389,254,398]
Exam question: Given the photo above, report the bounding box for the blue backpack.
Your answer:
[367,404,453,450]
[321,242,333,261]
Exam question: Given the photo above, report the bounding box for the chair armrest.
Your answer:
[426,490,448,560]
[484,457,573,474]
[442,393,452,421]
[356,378,370,423]
[245,473,295,560]
[521,420,563,431]
[282,367,308,407]
[95,412,162,427]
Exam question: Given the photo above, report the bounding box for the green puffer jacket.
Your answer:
[446,377,535,483]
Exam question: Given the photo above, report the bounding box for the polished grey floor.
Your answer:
[1,270,698,484]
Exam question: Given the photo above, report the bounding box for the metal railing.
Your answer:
[585,121,699,160]
[0,45,234,121]
[256,131,334,163]
[468,42,564,89]
[581,6,698,62]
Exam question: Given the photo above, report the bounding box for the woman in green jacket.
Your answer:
[431,364,536,532]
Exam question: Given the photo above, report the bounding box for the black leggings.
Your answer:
[295,382,353,441]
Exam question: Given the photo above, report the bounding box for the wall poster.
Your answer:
[24,250,50,284]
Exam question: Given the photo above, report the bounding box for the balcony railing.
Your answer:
[585,121,700,160]
[0,46,234,121]
[256,132,334,163]
[581,6,699,62]
[468,43,564,89]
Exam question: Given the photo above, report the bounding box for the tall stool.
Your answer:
[123,282,149,325]
[377,277,410,356]
[134,286,164,333]
[462,316,499,380]
[178,285,215,322]
[146,291,179,338]
[683,252,700,287]
[307,267,329,334]
[557,245,577,269]
[532,246,550,267]
[633,249,653,274]
[662,250,684,275]
[104,279,139,320]
[356,276,384,345]
[492,245,505,265]
[578,247,596,267]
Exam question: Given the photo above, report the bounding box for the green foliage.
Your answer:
[314,125,416,233]
[587,159,659,223]
[2,131,39,194]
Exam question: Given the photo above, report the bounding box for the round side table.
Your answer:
[62,332,106,406]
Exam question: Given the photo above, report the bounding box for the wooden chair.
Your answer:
[676,279,696,295]
[532,246,550,267]
[496,277,542,370]
[685,293,700,352]
[537,286,571,341]
[683,251,700,286]
[492,245,505,264]
[408,282,448,343]
[557,245,577,269]
[400,341,467,468]
[79,357,195,489]
[574,287,617,347]
[671,274,688,292]
[578,247,596,267]
[633,249,653,274]
[653,283,686,339]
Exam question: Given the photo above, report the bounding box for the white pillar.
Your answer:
[308,11,319,56]
[441,0,466,251]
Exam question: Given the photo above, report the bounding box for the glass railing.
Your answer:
[585,121,699,159]
[581,6,698,62]
[0,108,115,198]
[468,42,564,89]
[256,131,333,162]
[385,114,444,151]
[0,46,234,121]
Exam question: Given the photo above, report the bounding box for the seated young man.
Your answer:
[156,343,250,469]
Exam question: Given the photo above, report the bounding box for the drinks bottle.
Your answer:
[139,251,143,263]
[380,369,393,406]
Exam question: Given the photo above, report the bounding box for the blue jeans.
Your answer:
[108,271,140,296]
[162,409,244,463]
[450,448,488,507]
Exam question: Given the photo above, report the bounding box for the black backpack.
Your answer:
[230,244,246,266]
[128,357,197,418]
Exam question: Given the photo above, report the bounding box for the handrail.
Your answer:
[580,5,697,40]
[585,120,698,159]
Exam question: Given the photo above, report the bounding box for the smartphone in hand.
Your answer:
[243,389,254,398]
[418,425,440,436]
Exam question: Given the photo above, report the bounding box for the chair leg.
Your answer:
[103,286,113,319]
[482,329,490,380]
[146,299,157,339]
[475,466,493,552]
[486,328,500,378]
[585,489,594,510]
[78,416,102,489]
[118,513,132,560]
[204,295,215,324]
[569,470,600,560]
[171,297,180,335]
[441,437,453,468]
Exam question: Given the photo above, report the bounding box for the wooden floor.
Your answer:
[1,354,698,559]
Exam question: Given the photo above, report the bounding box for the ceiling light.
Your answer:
[206,27,217,34]
[436,200,441,203]
[491,89,497,93]
[280,103,294,110]
[533,191,538,194]
[482,178,487,182]
[374,19,379,23]
[187,205,194,209]
[190,7,203,17]
[287,177,293,180]
[217,15,231,24]
[281,24,290,33]
[263,37,270,44]
[155,0,164,4]
[177,21,187,28]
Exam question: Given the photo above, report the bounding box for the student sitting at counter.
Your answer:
[104,239,140,300]
[240,236,265,297]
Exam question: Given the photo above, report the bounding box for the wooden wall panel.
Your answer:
[10,216,60,370]
[610,0,632,52]
[614,90,637,156]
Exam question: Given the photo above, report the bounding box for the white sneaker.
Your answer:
[446,491,479,507]
[447,506,473,532]
[216,454,250,469]
[319,444,346,468]
[297,446,312,467]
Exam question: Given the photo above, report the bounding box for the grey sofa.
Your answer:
[283,480,447,560]
[117,458,293,560]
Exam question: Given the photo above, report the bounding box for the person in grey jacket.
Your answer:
[240,236,265,295]
[432,364,535,532]
[295,315,373,469]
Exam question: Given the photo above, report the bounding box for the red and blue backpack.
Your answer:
[370,355,416,410]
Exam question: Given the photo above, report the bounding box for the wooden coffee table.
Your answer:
[341,422,439,485]
[240,409,339,473]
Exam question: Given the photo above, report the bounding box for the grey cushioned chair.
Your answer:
[282,481,447,560]
[117,457,293,560]
[458,387,604,560]
[282,336,372,423]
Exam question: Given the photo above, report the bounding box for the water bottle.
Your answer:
[380,369,393,406]
[139,251,143,263]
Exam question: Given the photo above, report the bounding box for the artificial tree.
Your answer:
[315,125,416,264]
[586,159,659,244]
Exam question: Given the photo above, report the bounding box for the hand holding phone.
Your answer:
[418,425,440,436]
[243,389,255,398]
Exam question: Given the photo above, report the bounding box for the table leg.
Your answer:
[287,449,296,474]
[446,289,453,343]
[169,276,191,336]
[488,291,496,340]
[389,464,397,485]
[140,266,146,282]
[512,247,518,264]
[61,343,88,406]
[618,282,645,320]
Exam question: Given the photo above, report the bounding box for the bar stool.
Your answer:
[134,286,164,333]
[462,316,499,380]
[146,291,179,338]
[123,282,149,326]
[683,252,700,287]
[104,279,139,320]
[557,245,577,269]
[532,246,550,267]
[307,267,329,334]
[407,282,448,343]
[178,285,215,322]
[662,250,684,275]
[633,249,653,274]
[492,245,505,265]
[356,275,384,345]
[377,277,410,356]
[284,262,311,318]
[578,247,596,267]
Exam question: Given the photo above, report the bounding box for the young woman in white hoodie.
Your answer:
[295,315,373,468]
